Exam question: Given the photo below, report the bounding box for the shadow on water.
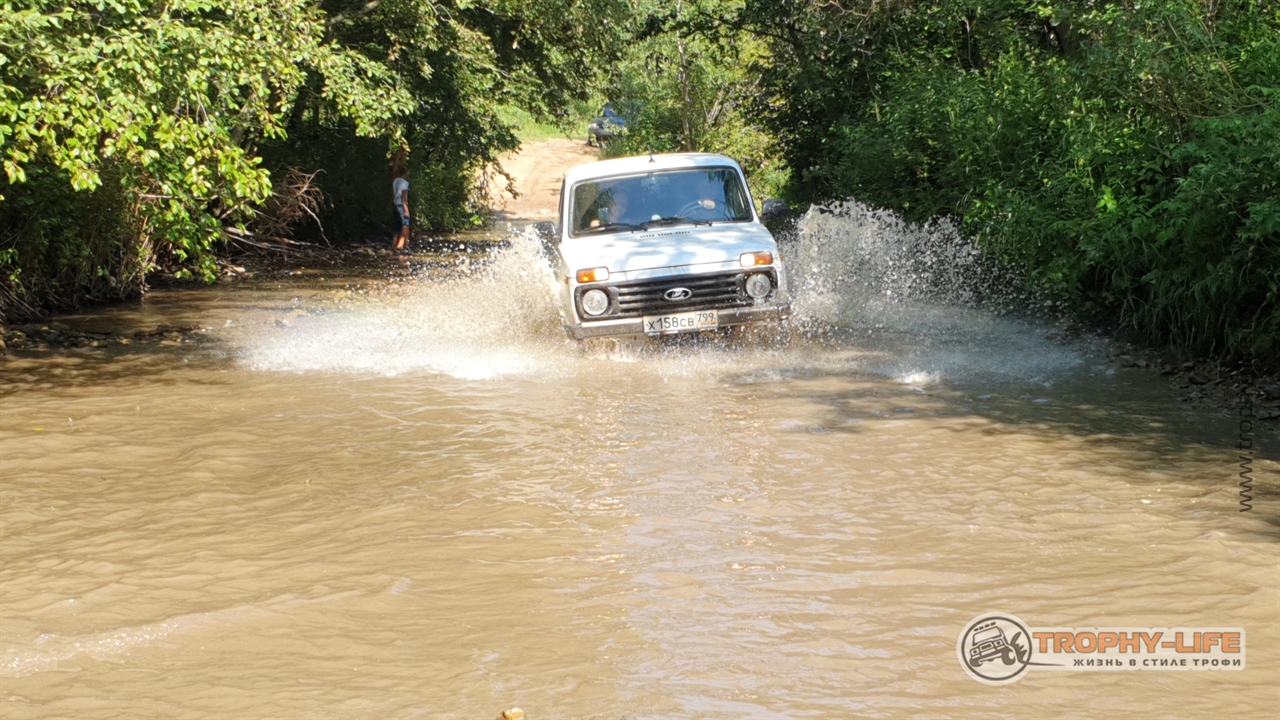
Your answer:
[699,326,1280,541]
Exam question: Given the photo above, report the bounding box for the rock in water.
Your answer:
[498,709,526,720]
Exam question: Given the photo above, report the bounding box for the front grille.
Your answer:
[592,270,770,319]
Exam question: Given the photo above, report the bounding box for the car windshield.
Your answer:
[569,167,753,237]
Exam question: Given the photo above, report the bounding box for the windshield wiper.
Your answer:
[640,216,713,229]
[576,222,645,234]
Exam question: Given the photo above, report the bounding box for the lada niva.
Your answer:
[539,153,790,339]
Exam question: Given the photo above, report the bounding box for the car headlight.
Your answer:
[581,288,609,316]
[745,273,772,299]
[739,251,773,267]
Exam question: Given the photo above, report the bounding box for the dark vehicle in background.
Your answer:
[587,104,627,147]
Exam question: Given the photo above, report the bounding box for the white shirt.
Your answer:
[392,177,409,208]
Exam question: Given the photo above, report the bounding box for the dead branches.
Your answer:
[252,168,329,245]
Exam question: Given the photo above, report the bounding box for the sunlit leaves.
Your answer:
[1,0,408,282]
[1,0,631,315]
[734,0,1280,358]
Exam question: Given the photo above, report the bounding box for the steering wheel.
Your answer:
[674,200,720,219]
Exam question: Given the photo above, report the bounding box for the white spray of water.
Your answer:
[787,201,1023,326]
[244,231,571,379]
[244,203,1082,384]
[783,200,1080,384]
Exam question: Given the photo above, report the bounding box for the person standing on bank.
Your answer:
[392,160,411,251]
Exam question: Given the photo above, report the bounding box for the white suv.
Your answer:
[540,152,790,339]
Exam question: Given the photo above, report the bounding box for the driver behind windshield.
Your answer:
[586,188,632,228]
[571,168,752,235]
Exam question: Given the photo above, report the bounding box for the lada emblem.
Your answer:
[664,287,692,301]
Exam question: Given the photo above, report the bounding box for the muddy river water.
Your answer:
[2,208,1277,718]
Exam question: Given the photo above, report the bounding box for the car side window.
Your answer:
[722,171,752,219]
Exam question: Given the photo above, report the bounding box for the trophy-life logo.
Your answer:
[957,613,1246,685]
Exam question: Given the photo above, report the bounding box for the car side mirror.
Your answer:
[532,221,558,241]
[761,198,791,221]
[531,221,559,262]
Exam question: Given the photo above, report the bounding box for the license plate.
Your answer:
[642,309,718,335]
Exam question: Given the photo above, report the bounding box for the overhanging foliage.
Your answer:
[0,0,625,318]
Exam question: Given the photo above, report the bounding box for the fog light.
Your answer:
[745,273,772,299]
[576,267,609,283]
[739,251,773,267]
[581,289,609,316]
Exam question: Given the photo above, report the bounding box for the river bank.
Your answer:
[6,174,1280,430]
[6,135,1278,428]
[8,134,1273,409]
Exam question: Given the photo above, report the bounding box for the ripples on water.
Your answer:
[2,203,1276,718]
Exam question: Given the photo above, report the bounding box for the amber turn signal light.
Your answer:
[576,267,610,283]
[739,251,773,267]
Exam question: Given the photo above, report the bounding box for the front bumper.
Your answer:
[567,302,790,339]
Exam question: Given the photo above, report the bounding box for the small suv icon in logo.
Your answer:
[958,613,1033,684]
[967,621,1017,667]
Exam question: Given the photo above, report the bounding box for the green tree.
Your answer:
[274,0,628,234]
[0,0,405,316]
[0,0,628,319]
[736,0,1280,359]
[604,0,787,200]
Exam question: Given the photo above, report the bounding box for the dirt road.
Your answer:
[489,138,599,222]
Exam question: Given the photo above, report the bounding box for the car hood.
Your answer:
[559,223,778,274]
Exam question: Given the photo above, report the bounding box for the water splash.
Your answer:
[244,203,1080,384]
[785,200,1030,326]
[244,230,570,379]
[782,200,1080,383]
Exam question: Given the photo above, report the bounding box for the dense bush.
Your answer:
[0,0,625,320]
[0,0,403,317]
[740,0,1280,360]
[270,0,627,236]
[602,0,789,202]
